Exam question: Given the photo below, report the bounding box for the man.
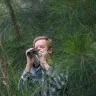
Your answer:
[18,36,68,96]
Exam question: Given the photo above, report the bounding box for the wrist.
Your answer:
[45,64,50,71]
[25,64,32,72]
[41,62,50,71]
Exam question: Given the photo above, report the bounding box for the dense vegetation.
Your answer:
[0,0,96,96]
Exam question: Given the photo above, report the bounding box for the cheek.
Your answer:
[42,48,47,51]
[41,47,48,51]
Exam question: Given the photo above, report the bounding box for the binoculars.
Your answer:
[27,49,40,66]
[27,49,38,57]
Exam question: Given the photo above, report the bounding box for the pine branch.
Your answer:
[0,41,10,96]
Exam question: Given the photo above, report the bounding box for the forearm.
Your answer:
[25,63,32,72]
[40,61,51,71]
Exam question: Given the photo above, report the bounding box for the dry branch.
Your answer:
[0,41,10,96]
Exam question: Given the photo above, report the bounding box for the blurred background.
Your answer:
[0,0,96,96]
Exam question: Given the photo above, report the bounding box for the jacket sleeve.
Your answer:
[18,71,31,90]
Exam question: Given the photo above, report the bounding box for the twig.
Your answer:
[0,41,10,96]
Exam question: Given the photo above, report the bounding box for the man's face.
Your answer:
[34,39,49,52]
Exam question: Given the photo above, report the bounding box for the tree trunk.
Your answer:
[5,0,21,42]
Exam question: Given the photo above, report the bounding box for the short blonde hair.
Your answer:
[33,36,52,49]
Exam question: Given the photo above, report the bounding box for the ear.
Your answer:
[48,48,53,54]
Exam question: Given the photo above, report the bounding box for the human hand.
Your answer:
[38,50,50,70]
[38,50,48,63]
[26,48,35,65]
[25,48,34,72]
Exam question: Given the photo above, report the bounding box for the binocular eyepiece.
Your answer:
[27,49,38,57]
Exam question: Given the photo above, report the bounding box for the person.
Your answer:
[18,36,68,96]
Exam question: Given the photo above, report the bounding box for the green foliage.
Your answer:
[62,31,96,96]
[64,32,93,56]
[0,0,96,96]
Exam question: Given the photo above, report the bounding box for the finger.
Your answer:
[26,48,33,54]
[38,52,42,57]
